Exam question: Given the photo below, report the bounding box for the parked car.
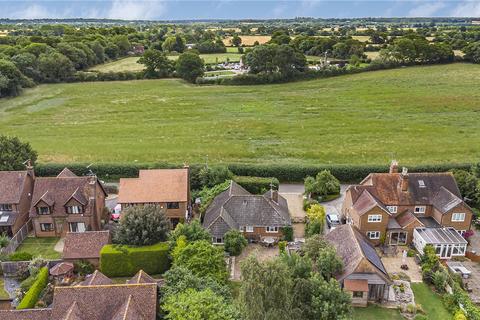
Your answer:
[326,214,340,229]
[111,204,122,222]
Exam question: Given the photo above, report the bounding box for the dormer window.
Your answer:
[0,204,12,211]
[386,206,397,214]
[66,205,83,214]
[37,206,50,215]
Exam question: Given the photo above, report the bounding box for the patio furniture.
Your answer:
[262,237,275,247]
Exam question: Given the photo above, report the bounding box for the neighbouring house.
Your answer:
[0,166,35,237]
[203,180,291,244]
[326,224,392,307]
[118,167,191,228]
[132,45,145,54]
[0,270,158,319]
[30,168,107,237]
[413,227,468,259]
[63,230,111,267]
[342,161,473,246]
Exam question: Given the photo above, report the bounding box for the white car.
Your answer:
[326,214,340,229]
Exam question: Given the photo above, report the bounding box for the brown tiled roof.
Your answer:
[111,295,145,320]
[118,169,188,204]
[57,168,78,178]
[80,270,113,286]
[396,211,421,228]
[63,231,111,260]
[50,262,74,276]
[351,190,389,216]
[127,270,157,285]
[51,283,157,320]
[344,279,368,292]
[60,301,84,320]
[30,170,105,217]
[0,309,52,320]
[0,170,29,203]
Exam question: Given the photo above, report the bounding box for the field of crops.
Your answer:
[1,63,479,166]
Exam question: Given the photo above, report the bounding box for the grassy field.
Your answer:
[0,278,9,299]
[411,283,451,319]
[15,237,61,259]
[352,305,403,320]
[1,63,480,166]
[223,35,271,46]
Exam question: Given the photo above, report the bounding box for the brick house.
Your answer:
[30,168,107,237]
[203,180,291,243]
[342,161,473,246]
[0,166,35,237]
[118,168,190,228]
[326,224,392,307]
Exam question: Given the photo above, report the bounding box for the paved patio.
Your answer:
[460,261,480,304]
[232,244,279,280]
[381,249,423,283]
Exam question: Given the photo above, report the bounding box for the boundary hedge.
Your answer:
[35,162,472,183]
[233,175,279,194]
[17,267,49,310]
[100,242,170,277]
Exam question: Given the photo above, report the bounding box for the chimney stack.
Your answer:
[401,167,409,192]
[25,159,35,179]
[389,160,398,174]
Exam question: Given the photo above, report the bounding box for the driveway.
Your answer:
[279,184,305,239]
[322,184,348,219]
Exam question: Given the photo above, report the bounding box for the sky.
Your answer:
[1,0,480,20]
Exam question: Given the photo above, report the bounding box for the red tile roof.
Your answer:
[0,171,29,204]
[63,231,111,260]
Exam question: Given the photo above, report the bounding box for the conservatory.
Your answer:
[413,227,467,259]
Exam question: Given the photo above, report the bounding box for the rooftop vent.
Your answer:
[418,180,426,188]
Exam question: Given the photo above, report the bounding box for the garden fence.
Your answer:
[0,219,33,256]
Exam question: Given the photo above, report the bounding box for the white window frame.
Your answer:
[386,206,397,214]
[414,206,426,214]
[212,237,223,244]
[0,204,13,211]
[367,214,382,223]
[246,226,254,233]
[456,229,466,235]
[367,231,380,239]
[40,223,54,232]
[69,222,86,232]
[67,205,82,214]
[452,213,466,222]
[266,226,279,233]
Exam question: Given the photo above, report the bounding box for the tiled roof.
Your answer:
[63,231,111,260]
[0,170,29,203]
[432,187,464,214]
[0,308,52,320]
[203,181,290,238]
[352,190,389,216]
[418,217,441,228]
[50,262,74,276]
[118,169,189,204]
[127,270,157,285]
[60,301,84,320]
[0,211,17,226]
[80,270,113,286]
[51,283,157,320]
[111,295,145,320]
[396,211,420,228]
[57,168,78,178]
[326,224,390,282]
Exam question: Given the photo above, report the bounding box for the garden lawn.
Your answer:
[352,305,403,320]
[15,237,61,259]
[411,283,451,320]
[0,278,9,299]
[1,63,480,166]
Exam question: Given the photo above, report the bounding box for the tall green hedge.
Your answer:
[17,267,49,310]
[233,176,279,194]
[35,162,471,183]
[100,242,170,277]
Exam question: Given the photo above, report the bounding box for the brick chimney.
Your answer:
[389,160,398,174]
[25,159,35,179]
[401,167,409,192]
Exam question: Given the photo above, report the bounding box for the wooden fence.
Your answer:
[0,219,33,256]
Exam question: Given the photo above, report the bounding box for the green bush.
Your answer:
[281,226,294,242]
[17,266,49,310]
[9,251,33,261]
[223,230,247,256]
[233,176,279,194]
[100,242,170,277]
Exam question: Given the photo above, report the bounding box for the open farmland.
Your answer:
[223,35,271,46]
[0,63,479,166]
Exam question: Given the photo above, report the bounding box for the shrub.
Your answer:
[198,181,231,215]
[0,233,9,248]
[278,241,287,254]
[281,226,293,242]
[168,220,212,250]
[9,251,33,261]
[17,266,49,309]
[199,166,233,189]
[304,170,340,198]
[407,249,416,257]
[20,275,36,292]
[223,230,247,256]
[100,242,170,277]
[303,198,318,211]
[413,315,428,320]
[432,270,448,293]
[74,260,95,275]
[232,176,279,194]
[454,309,468,320]
[28,256,47,277]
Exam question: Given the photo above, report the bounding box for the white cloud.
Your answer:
[450,1,480,17]
[107,0,166,20]
[408,1,446,17]
[8,4,61,19]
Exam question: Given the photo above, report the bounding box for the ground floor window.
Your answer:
[390,231,407,245]
[167,202,180,209]
[212,237,223,244]
[69,222,86,232]
[266,226,279,233]
[40,223,54,232]
[352,291,364,298]
[367,231,380,240]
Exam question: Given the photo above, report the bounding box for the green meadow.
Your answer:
[1,63,479,166]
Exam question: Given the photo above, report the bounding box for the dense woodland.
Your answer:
[0,18,480,97]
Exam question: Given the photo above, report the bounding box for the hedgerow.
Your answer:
[233,176,279,194]
[100,242,170,277]
[17,266,49,310]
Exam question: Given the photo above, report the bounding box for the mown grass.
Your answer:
[0,277,9,299]
[352,305,403,320]
[411,283,451,320]
[1,63,479,166]
[15,237,61,259]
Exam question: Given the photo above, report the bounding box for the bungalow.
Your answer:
[0,166,35,236]
[342,161,473,246]
[203,181,291,244]
[118,167,191,228]
[29,168,107,237]
[326,224,392,307]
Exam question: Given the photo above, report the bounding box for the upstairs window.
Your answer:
[245,226,254,233]
[66,206,83,214]
[386,206,397,214]
[167,202,180,209]
[414,206,426,214]
[367,231,380,239]
[367,214,382,223]
[266,226,279,233]
[0,204,12,211]
[452,213,466,222]
[37,206,50,215]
